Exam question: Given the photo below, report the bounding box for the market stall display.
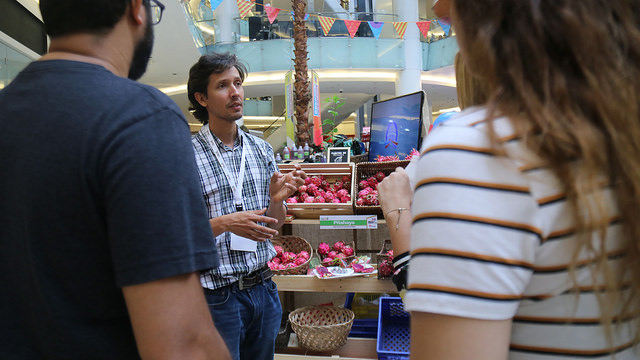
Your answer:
[280,163,355,218]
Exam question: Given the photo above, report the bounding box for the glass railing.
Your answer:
[181,2,454,48]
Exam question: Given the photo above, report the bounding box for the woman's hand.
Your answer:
[378,167,413,215]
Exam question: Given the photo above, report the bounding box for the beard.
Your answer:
[128,18,154,80]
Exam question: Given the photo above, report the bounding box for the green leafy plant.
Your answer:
[321,94,345,149]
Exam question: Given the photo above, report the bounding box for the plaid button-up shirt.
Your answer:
[192,125,278,290]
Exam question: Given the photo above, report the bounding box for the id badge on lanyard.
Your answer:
[209,133,257,252]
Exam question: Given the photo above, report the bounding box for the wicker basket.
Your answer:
[271,235,313,275]
[353,160,410,216]
[316,240,356,267]
[289,306,355,352]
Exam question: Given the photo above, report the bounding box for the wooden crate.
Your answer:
[353,160,410,216]
[279,163,355,219]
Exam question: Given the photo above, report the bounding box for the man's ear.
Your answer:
[194,92,208,108]
[129,0,146,25]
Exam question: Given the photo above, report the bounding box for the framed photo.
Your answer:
[327,147,350,163]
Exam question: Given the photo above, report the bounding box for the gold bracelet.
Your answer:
[385,207,410,230]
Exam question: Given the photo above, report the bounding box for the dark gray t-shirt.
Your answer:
[0,60,218,359]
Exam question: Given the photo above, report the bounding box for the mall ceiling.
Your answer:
[138,0,458,128]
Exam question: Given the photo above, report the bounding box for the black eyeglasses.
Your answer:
[150,0,165,25]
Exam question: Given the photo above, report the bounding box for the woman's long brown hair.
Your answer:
[452,0,640,349]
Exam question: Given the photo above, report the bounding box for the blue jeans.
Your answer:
[205,278,282,360]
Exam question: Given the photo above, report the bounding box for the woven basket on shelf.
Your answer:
[289,306,355,352]
[353,160,411,216]
[271,235,313,275]
[316,240,356,267]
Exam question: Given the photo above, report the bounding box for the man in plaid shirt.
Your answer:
[187,53,305,360]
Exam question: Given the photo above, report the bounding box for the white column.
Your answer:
[217,0,237,43]
[394,0,422,96]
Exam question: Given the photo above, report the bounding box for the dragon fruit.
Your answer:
[298,185,307,193]
[367,177,379,188]
[332,199,341,203]
[343,181,351,190]
[283,252,297,262]
[358,188,372,198]
[378,260,394,277]
[336,189,349,198]
[376,155,400,162]
[334,181,343,190]
[333,241,345,252]
[324,193,336,202]
[272,257,281,265]
[359,180,369,190]
[314,195,326,203]
[286,197,298,204]
[342,246,354,257]
[356,198,364,206]
[318,242,331,256]
[405,148,420,161]
[342,175,350,183]
[322,257,334,264]
[340,195,351,203]
[297,251,310,259]
[304,197,315,203]
[274,245,284,256]
[294,257,307,266]
[328,250,338,259]
[375,171,386,182]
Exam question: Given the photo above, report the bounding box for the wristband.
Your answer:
[385,207,410,230]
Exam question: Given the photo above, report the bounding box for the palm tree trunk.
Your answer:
[292,0,311,146]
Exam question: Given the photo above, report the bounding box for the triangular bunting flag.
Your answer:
[416,21,431,38]
[343,20,361,39]
[236,0,254,19]
[210,0,223,12]
[393,22,408,38]
[438,18,451,36]
[367,21,384,40]
[318,16,336,36]
[264,4,280,24]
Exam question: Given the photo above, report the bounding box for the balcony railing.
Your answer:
[181,3,453,48]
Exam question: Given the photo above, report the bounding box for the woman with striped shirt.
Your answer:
[379,0,640,359]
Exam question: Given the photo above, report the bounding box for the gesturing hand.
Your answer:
[223,208,280,242]
[269,164,306,203]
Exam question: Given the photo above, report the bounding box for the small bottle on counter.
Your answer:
[275,153,282,163]
[283,147,290,160]
[303,143,310,159]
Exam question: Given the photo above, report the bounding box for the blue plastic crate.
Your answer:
[349,318,378,338]
[376,297,410,360]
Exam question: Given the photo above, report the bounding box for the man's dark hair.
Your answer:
[187,53,248,125]
[40,0,147,37]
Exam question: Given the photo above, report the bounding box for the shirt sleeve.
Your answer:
[101,109,219,287]
[404,124,542,320]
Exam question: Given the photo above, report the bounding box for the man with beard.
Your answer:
[187,53,305,360]
[0,1,230,359]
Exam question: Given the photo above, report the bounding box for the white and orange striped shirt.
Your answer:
[405,107,637,359]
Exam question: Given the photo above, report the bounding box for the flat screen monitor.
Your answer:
[368,91,425,161]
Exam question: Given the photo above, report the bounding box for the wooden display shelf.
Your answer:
[276,337,377,360]
[274,274,396,293]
